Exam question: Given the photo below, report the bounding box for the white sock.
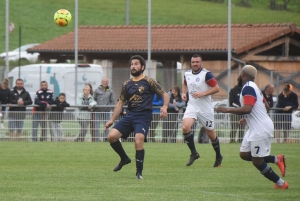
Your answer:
[274,156,278,164]
[276,178,284,186]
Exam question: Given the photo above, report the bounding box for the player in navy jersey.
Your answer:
[181,54,223,167]
[217,65,288,189]
[105,55,169,180]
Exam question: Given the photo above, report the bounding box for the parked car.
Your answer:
[0,43,40,62]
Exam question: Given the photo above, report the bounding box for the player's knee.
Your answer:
[107,132,118,143]
[239,152,252,161]
[182,124,191,133]
[135,135,144,149]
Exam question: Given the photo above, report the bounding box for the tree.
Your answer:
[237,0,252,7]
[270,0,292,10]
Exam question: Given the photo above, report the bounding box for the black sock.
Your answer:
[211,136,221,158]
[184,131,197,154]
[136,149,145,175]
[255,162,280,183]
[264,155,275,163]
[110,140,128,161]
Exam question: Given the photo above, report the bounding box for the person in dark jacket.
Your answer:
[48,93,70,141]
[262,84,274,109]
[275,84,299,143]
[229,84,244,143]
[32,81,54,142]
[0,79,11,128]
[8,78,32,141]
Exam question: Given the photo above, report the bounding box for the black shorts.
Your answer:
[114,111,152,140]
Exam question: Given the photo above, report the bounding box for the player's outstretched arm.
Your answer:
[105,100,124,130]
[216,104,253,115]
[182,84,188,101]
[160,92,169,119]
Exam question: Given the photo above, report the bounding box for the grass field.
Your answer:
[0,142,299,200]
[0,0,300,56]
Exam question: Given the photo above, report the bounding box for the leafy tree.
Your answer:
[237,0,251,7]
[270,0,292,10]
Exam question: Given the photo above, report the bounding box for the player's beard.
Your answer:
[131,69,143,76]
[237,76,243,87]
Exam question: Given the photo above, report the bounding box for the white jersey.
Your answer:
[240,81,274,141]
[184,68,214,114]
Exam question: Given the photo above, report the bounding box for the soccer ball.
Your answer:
[54,9,72,27]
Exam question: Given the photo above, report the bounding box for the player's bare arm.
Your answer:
[216,104,253,115]
[239,118,247,126]
[191,84,220,99]
[105,100,124,130]
[181,83,188,101]
[160,92,169,119]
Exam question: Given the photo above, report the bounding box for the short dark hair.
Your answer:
[41,81,47,84]
[192,54,202,60]
[130,55,146,68]
[59,93,66,97]
[15,78,23,83]
[172,85,181,95]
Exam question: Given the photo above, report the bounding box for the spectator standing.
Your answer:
[74,84,96,142]
[162,86,185,143]
[275,84,299,143]
[262,84,274,109]
[8,79,32,141]
[48,93,70,141]
[93,78,115,142]
[229,83,244,143]
[149,92,164,142]
[32,81,54,142]
[0,79,10,128]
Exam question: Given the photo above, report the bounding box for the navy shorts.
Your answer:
[114,110,152,140]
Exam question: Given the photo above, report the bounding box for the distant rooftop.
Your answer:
[28,23,299,55]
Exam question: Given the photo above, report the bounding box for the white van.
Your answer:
[8,64,103,105]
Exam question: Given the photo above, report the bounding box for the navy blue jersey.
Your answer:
[34,89,54,111]
[119,76,165,112]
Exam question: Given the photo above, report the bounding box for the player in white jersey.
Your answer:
[182,54,223,167]
[216,65,288,189]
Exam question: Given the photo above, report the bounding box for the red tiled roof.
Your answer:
[29,23,298,54]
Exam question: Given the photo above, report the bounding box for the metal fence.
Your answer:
[1,108,299,143]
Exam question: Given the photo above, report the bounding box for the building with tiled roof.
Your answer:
[28,23,300,99]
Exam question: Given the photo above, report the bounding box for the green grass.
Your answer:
[0,142,299,200]
[0,0,300,56]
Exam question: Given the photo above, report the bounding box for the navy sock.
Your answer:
[110,140,128,161]
[255,162,280,183]
[184,131,197,154]
[211,136,221,158]
[264,155,275,163]
[136,149,145,175]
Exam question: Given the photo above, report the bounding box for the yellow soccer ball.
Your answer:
[54,9,72,27]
